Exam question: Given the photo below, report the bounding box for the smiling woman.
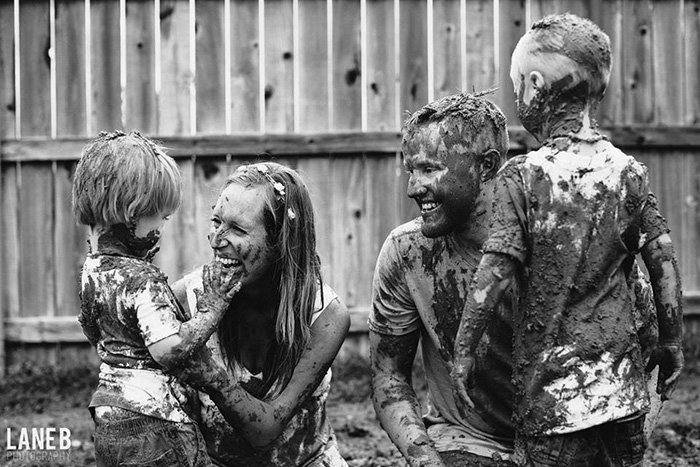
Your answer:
[171,162,351,467]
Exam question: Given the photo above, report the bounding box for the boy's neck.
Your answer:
[88,225,159,261]
[539,103,602,144]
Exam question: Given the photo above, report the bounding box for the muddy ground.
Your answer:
[1,360,698,466]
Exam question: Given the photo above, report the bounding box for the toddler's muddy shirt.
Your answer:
[79,236,194,422]
[370,219,515,461]
[483,138,669,436]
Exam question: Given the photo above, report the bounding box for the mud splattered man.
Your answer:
[369,91,518,467]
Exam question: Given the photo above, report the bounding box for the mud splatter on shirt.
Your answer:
[369,219,515,458]
[79,236,195,422]
[483,138,669,436]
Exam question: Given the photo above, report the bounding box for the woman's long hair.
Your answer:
[217,162,323,397]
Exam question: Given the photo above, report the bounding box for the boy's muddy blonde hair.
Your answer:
[72,130,182,227]
[511,13,612,107]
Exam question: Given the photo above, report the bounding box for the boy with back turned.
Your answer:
[452,14,684,467]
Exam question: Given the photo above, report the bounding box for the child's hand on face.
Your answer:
[194,261,243,315]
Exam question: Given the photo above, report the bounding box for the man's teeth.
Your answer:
[216,257,241,267]
[421,202,439,213]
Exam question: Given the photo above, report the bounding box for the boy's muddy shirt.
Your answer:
[370,219,515,459]
[79,232,194,422]
[483,137,669,436]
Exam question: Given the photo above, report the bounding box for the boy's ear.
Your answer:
[523,70,546,104]
[479,149,502,182]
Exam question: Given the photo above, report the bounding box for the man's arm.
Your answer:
[640,233,684,400]
[370,329,445,467]
[452,252,515,406]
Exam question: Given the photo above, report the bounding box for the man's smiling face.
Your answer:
[403,120,481,238]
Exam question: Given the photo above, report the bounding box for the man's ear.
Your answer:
[479,149,502,182]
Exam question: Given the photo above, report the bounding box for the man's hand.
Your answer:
[451,356,475,412]
[194,261,242,314]
[646,343,684,401]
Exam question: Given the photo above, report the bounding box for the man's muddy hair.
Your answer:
[72,130,182,227]
[217,162,323,396]
[402,90,509,160]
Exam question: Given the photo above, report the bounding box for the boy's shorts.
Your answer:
[520,414,646,467]
[92,406,212,467]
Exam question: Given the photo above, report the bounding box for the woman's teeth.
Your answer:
[216,257,241,267]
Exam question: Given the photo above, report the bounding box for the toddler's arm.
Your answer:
[148,262,240,370]
[640,233,684,400]
[452,252,515,406]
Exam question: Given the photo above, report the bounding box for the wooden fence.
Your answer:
[1,0,700,374]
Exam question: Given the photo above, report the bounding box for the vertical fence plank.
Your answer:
[432,0,461,99]
[685,0,700,125]
[159,0,192,136]
[366,154,404,269]
[463,0,495,94]
[195,0,226,134]
[366,0,397,130]
[54,0,87,321]
[19,0,51,137]
[529,0,593,22]
[332,0,362,130]
[399,0,428,117]
[90,0,122,132]
[621,0,653,124]
[651,0,683,125]
[295,156,334,290]
[591,0,623,127]
[1,164,20,320]
[264,0,294,132]
[0,0,16,139]
[56,0,87,137]
[231,0,261,133]
[125,0,156,132]
[0,0,14,374]
[297,0,329,131]
[18,163,56,319]
[54,161,86,317]
[327,156,367,307]
[495,0,525,125]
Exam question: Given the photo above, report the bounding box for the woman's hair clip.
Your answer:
[287,208,296,220]
[250,164,286,201]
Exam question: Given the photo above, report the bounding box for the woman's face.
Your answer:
[209,183,275,288]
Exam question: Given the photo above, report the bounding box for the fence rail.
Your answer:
[2,0,700,374]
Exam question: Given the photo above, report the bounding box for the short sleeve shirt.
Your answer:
[369,219,515,459]
[80,248,194,422]
[483,139,669,436]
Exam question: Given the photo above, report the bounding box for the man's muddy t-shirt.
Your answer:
[370,219,515,459]
[483,139,668,436]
